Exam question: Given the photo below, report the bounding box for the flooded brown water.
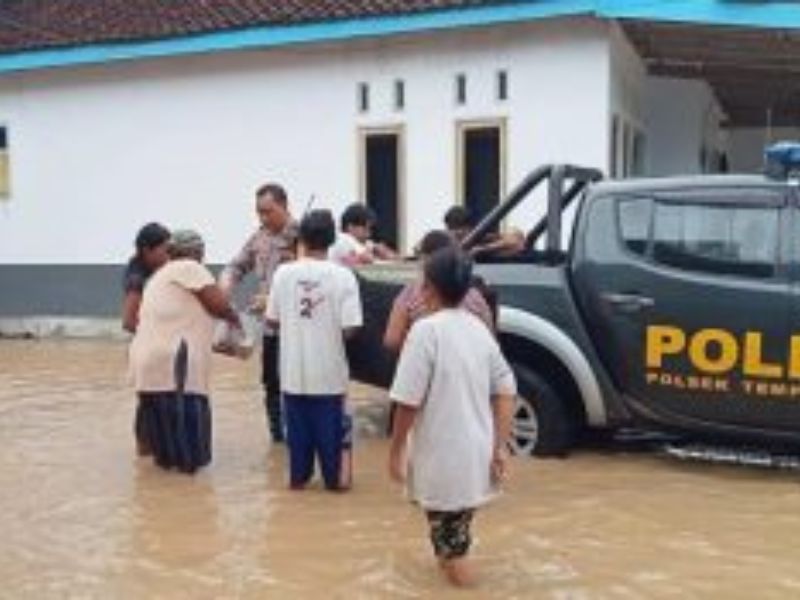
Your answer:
[2,340,800,599]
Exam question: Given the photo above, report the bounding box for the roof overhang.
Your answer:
[602,0,800,31]
[621,19,800,128]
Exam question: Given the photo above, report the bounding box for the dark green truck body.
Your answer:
[351,167,800,455]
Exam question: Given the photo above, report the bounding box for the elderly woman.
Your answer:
[129,230,241,474]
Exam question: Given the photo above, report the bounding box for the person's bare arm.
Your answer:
[471,230,525,258]
[350,251,374,266]
[121,291,142,333]
[388,403,418,483]
[383,301,410,352]
[196,285,241,328]
[217,272,236,298]
[491,393,515,485]
[373,242,399,261]
[218,239,254,297]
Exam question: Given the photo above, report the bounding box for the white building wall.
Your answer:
[0,17,610,264]
[728,127,800,173]
[607,22,647,178]
[642,77,726,177]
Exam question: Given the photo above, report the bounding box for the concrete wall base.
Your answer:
[0,317,127,340]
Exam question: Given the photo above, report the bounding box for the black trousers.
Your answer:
[138,393,212,474]
[262,334,283,439]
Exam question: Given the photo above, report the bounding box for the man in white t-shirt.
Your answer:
[328,203,397,266]
[389,246,516,587]
[266,209,363,491]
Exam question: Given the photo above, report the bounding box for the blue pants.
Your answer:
[283,393,346,490]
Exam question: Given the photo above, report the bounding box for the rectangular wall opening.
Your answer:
[360,127,404,251]
[457,120,505,229]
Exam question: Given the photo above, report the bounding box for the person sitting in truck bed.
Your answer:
[443,206,525,259]
[329,203,398,266]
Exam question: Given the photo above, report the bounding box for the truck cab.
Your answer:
[573,175,798,443]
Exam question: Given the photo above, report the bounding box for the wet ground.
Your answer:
[2,340,800,599]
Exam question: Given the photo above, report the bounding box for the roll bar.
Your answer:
[461,164,603,253]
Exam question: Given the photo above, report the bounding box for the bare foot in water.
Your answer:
[441,557,477,587]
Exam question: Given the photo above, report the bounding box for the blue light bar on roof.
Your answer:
[765,141,800,179]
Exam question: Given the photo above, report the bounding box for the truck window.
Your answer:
[618,197,652,256]
[617,198,779,279]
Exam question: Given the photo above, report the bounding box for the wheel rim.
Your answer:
[510,395,538,456]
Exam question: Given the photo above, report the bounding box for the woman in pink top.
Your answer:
[129,230,240,474]
[383,230,494,353]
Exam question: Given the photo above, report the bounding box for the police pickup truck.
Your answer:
[349,145,800,457]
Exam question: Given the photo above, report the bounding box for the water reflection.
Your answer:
[129,467,224,575]
[3,340,800,598]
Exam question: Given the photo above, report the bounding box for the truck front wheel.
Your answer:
[510,363,576,457]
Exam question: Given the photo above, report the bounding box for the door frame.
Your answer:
[357,124,406,253]
[454,117,508,216]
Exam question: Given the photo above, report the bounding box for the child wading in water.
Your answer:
[388,247,516,587]
[266,209,363,490]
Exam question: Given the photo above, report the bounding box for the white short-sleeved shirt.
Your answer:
[266,258,363,395]
[390,308,516,511]
[328,232,372,266]
[129,259,216,395]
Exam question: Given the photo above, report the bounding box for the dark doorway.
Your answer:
[461,125,502,227]
[364,133,401,250]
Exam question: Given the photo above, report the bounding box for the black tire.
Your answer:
[511,362,576,457]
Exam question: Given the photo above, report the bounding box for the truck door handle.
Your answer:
[602,292,655,312]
